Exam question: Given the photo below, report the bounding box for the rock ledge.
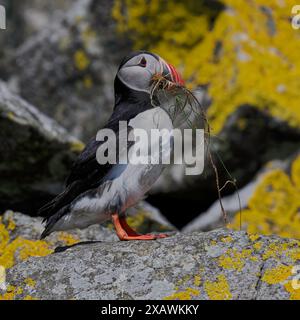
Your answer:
[5,229,300,300]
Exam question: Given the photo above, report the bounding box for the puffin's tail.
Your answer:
[38,182,82,239]
[38,184,74,218]
[40,205,70,239]
[40,227,50,240]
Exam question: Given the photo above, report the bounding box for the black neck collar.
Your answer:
[106,77,153,130]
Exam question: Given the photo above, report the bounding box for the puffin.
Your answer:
[39,51,184,241]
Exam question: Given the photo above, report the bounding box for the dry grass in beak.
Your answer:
[150,72,242,227]
[150,73,209,129]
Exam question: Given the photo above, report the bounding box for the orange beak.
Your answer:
[166,62,185,86]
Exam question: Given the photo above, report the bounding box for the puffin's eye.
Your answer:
[139,57,147,68]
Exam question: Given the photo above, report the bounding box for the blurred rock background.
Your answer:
[1,0,300,274]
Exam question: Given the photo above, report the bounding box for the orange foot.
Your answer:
[111,213,169,241]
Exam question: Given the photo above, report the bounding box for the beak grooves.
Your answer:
[166,63,185,86]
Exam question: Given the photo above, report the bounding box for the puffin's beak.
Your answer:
[160,58,185,86]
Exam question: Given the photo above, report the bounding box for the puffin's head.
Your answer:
[115,51,184,95]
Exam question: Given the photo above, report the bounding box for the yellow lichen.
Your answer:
[0,265,5,286]
[82,27,97,49]
[69,140,85,153]
[291,156,300,190]
[204,274,232,300]
[6,215,16,231]
[0,285,17,300]
[164,287,200,300]
[253,242,263,251]
[126,212,149,230]
[284,281,300,300]
[289,249,300,262]
[221,236,233,243]
[23,295,38,300]
[218,248,253,272]
[0,284,25,300]
[0,237,53,269]
[194,275,201,287]
[6,112,15,120]
[231,157,300,239]
[0,213,53,269]
[176,274,191,287]
[249,234,260,242]
[106,209,174,233]
[210,240,217,246]
[262,242,286,261]
[74,50,90,71]
[262,265,292,285]
[164,274,201,300]
[0,280,38,300]
[57,232,79,246]
[83,75,93,88]
[24,278,36,288]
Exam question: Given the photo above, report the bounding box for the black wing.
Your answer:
[38,125,133,220]
[65,137,110,186]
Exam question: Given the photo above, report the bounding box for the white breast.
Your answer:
[129,107,173,131]
[55,107,174,231]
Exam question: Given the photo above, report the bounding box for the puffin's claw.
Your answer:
[111,213,169,241]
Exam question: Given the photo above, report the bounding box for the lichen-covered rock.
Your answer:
[0,204,175,270]
[4,229,300,300]
[184,152,300,241]
[0,80,84,213]
[182,179,257,233]
[0,210,116,271]
[229,152,300,239]
[8,0,130,140]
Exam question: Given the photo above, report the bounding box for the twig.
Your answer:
[150,72,242,228]
[208,150,228,224]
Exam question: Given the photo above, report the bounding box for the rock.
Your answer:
[228,152,300,240]
[0,204,175,269]
[4,229,300,300]
[182,158,289,232]
[7,0,130,141]
[0,80,84,213]
[1,210,117,245]
[121,201,176,234]
[0,1,75,52]
[182,179,257,233]
[184,152,300,242]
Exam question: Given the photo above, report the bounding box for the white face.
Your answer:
[117,53,164,93]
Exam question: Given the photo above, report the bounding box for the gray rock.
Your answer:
[0,80,83,213]
[8,0,130,141]
[1,210,118,245]
[183,156,294,233]
[182,176,260,233]
[0,0,75,55]
[5,229,300,300]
